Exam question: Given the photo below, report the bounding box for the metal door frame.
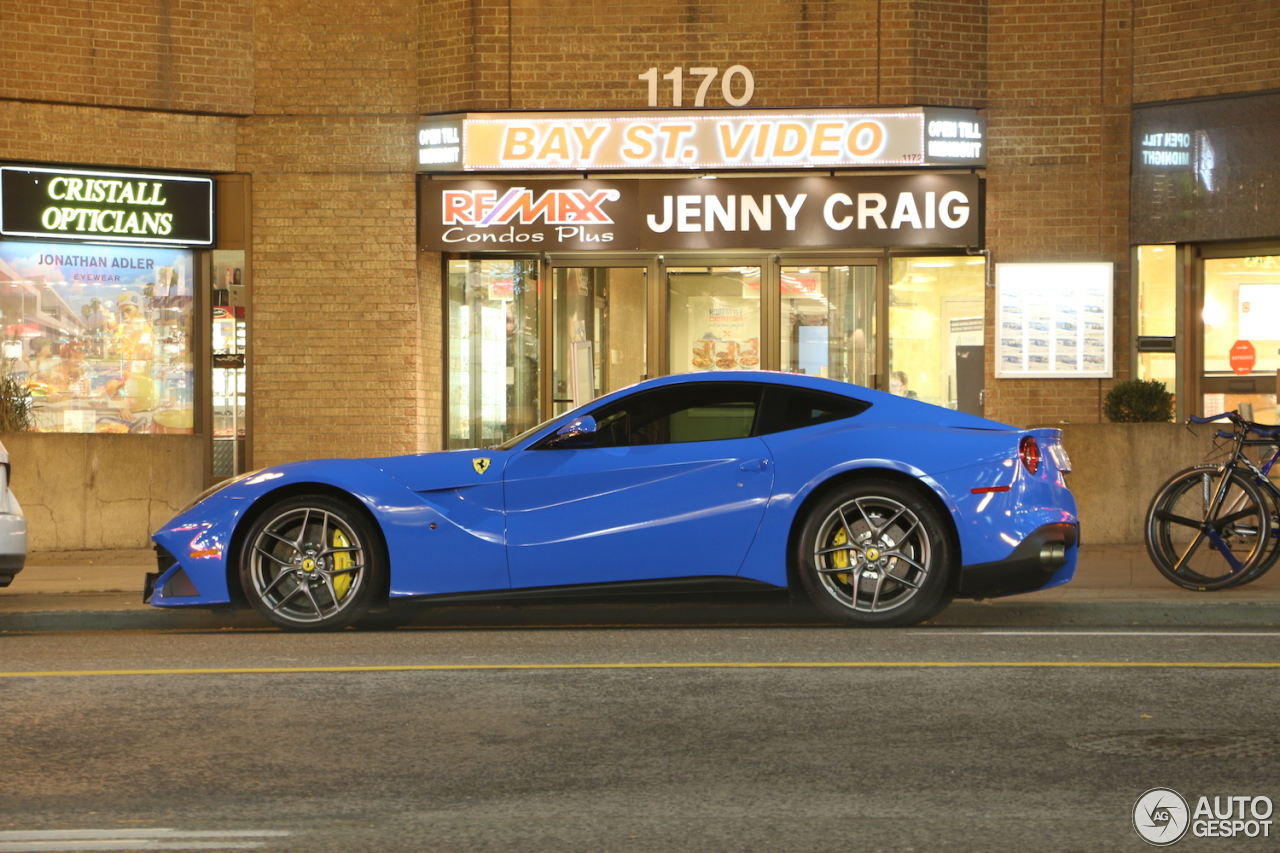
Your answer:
[774,254,885,390]
[1193,242,1280,414]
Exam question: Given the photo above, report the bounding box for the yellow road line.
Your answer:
[1,661,1279,678]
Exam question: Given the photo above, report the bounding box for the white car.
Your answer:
[0,438,27,587]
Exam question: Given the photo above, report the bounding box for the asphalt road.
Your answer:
[3,626,1279,852]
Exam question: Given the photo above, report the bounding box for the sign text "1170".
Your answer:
[639,66,755,108]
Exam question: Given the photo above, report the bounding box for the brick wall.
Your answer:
[7,0,1280,450]
[881,0,988,106]
[255,0,417,115]
[0,101,237,172]
[239,129,425,465]
[982,0,1133,425]
[242,0,429,465]
[420,0,511,113]
[1134,0,1280,103]
[428,0,885,111]
[0,0,254,115]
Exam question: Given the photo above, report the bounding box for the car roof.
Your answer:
[505,371,1016,451]
[628,370,869,397]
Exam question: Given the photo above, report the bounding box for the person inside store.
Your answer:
[28,336,56,379]
[890,370,918,399]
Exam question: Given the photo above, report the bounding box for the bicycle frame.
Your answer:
[1193,414,1280,568]
[1145,411,1280,590]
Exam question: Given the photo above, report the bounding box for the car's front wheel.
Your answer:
[797,480,954,627]
[239,495,384,631]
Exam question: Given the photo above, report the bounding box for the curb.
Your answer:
[3,595,1280,632]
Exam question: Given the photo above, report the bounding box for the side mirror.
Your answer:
[550,415,597,447]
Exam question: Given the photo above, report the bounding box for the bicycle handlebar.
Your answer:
[1189,411,1280,440]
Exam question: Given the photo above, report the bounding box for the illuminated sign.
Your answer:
[1140,132,1192,168]
[420,175,981,251]
[417,108,985,172]
[995,263,1113,379]
[0,165,214,246]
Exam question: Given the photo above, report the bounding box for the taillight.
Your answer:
[1019,436,1041,474]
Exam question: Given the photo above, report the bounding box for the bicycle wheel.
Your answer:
[1146,466,1274,590]
[1235,482,1280,585]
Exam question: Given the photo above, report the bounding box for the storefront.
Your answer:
[418,107,991,448]
[1131,91,1280,423]
[0,163,249,480]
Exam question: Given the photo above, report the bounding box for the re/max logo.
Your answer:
[441,188,621,226]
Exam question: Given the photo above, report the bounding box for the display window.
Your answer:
[447,258,540,449]
[0,239,195,433]
[211,246,247,477]
[551,266,647,416]
[1135,245,1177,393]
[889,257,986,412]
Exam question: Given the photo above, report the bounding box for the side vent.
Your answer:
[162,568,200,598]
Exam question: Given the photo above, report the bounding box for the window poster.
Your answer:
[0,240,195,433]
[995,263,1113,379]
[685,297,761,371]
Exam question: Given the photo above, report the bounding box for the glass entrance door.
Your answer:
[667,265,763,375]
[780,264,876,387]
[550,265,648,415]
[1201,254,1279,422]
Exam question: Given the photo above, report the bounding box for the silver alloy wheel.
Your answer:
[812,494,931,614]
[247,506,367,624]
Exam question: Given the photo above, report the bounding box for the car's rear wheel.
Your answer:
[797,480,954,627]
[239,495,384,631]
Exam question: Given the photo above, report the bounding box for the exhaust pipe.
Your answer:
[1039,542,1066,569]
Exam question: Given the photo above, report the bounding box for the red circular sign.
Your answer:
[1230,339,1256,375]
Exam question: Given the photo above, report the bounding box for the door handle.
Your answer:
[739,458,769,472]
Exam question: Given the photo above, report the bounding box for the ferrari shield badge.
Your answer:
[472,457,491,475]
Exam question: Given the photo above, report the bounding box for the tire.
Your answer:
[1145,466,1274,591]
[1237,480,1280,586]
[796,479,955,627]
[239,495,385,631]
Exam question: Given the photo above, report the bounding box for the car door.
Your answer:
[503,382,775,589]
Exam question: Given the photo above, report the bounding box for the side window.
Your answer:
[588,383,763,447]
[756,386,870,435]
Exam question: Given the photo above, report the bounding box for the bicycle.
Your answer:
[1144,411,1280,591]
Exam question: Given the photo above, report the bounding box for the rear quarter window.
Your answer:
[756,386,870,436]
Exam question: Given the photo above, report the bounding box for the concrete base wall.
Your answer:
[3,434,203,551]
[0,423,1261,552]
[1054,423,1248,546]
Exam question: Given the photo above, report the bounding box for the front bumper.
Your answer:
[0,513,28,587]
[144,543,206,605]
[957,522,1078,598]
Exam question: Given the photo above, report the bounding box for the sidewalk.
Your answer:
[2,545,1280,630]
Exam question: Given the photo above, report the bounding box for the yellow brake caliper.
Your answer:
[331,530,354,600]
[831,527,850,585]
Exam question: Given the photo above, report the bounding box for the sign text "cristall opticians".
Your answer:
[0,166,214,246]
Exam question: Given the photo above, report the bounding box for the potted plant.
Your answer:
[1103,378,1174,423]
[0,358,37,432]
